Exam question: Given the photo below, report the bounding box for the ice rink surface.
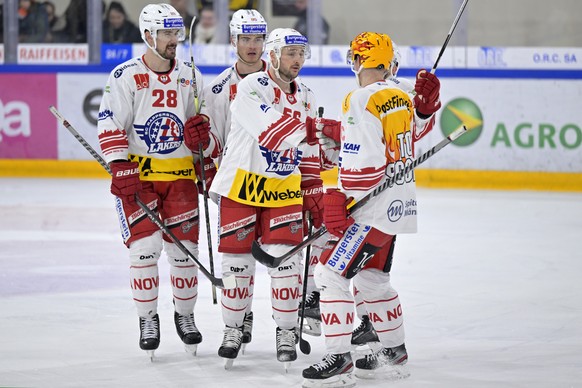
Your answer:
[1,178,581,388]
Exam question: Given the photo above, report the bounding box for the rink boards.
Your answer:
[0,44,581,191]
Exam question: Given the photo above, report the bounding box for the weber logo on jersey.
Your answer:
[134,112,183,154]
[259,146,301,176]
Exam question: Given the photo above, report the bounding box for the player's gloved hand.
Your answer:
[184,114,211,152]
[306,116,341,146]
[301,180,324,228]
[323,189,354,238]
[413,69,442,118]
[110,161,141,204]
[195,156,217,194]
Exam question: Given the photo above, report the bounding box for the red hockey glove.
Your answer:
[184,114,211,152]
[306,116,341,146]
[323,189,355,238]
[195,156,217,194]
[110,161,141,204]
[301,180,324,228]
[413,69,442,118]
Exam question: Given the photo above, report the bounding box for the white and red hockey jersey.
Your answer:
[98,55,218,181]
[338,80,418,235]
[209,71,322,208]
[201,60,268,165]
[388,75,435,145]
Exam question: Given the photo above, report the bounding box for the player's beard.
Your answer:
[278,66,298,82]
[159,44,177,60]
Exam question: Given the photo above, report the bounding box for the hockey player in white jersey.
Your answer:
[200,9,269,353]
[302,32,442,387]
[97,3,218,360]
[350,41,439,349]
[208,28,333,370]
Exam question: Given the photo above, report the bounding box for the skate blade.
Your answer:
[355,364,410,380]
[224,358,235,370]
[283,361,290,373]
[303,318,321,337]
[302,373,356,388]
[241,343,247,355]
[145,350,156,362]
[184,343,198,356]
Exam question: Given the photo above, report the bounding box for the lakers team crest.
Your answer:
[135,112,184,154]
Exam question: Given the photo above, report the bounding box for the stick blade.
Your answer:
[251,241,279,268]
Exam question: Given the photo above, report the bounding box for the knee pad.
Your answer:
[314,262,351,296]
[353,269,395,298]
[164,239,199,266]
[263,244,301,277]
[129,231,162,266]
[221,252,256,276]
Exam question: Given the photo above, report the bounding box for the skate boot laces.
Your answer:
[313,353,338,371]
[177,313,197,334]
[141,317,159,339]
[222,327,243,347]
[276,328,296,350]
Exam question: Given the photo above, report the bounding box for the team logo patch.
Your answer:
[134,112,184,154]
[259,145,302,176]
[258,76,269,86]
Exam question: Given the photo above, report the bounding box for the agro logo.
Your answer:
[440,98,483,146]
[134,112,183,154]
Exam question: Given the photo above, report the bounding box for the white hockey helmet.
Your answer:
[265,28,311,60]
[229,9,268,48]
[139,3,186,45]
[391,42,402,77]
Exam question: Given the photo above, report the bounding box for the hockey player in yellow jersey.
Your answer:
[302,32,442,387]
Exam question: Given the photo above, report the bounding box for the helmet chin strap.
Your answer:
[271,53,294,84]
[145,32,169,61]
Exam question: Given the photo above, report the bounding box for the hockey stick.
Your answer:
[189,17,218,304]
[298,214,313,355]
[251,125,469,268]
[49,106,236,290]
[431,0,469,74]
[297,106,324,355]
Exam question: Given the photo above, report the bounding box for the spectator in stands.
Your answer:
[63,0,87,43]
[43,1,67,42]
[18,0,49,43]
[0,4,4,43]
[196,0,258,15]
[193,6,217,44]
[103,1,141,44]
[171,0,194,38]
[293,0,329,44]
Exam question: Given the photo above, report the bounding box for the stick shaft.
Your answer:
[49,106,233,289]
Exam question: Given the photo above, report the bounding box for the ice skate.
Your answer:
[276,327,297,372]
[354,343,410,380]
[299,291,321,336]
[139,314,160,362]
[241,311,253,354]
[351,314,379,346]
[174,312,202,356]
[218,326,244,369]
[302,352,355,388]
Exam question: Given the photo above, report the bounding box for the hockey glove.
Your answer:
[305,116,341,146]
[413,69,442,118]
[301,180,324,229]
[110,161,141,204]
[323,189,355,238]
[184,114,211,152]
[195,156,217,194]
